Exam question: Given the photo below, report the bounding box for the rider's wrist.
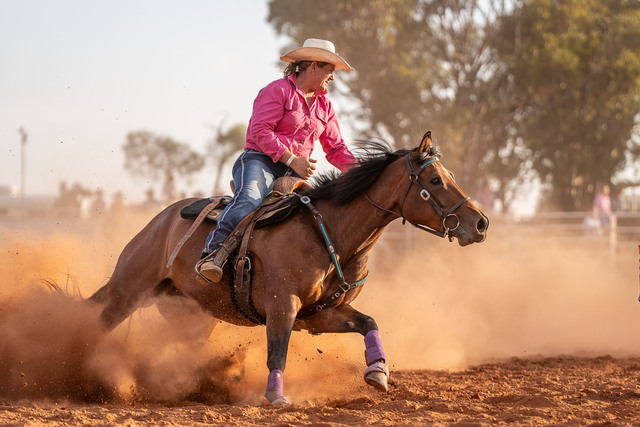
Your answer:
[285,155,295,167]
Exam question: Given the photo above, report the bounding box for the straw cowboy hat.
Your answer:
[280,38,355,71]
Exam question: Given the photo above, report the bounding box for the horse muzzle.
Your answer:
[450,211,489,246]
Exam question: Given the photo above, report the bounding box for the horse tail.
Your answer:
[87,283,110,305]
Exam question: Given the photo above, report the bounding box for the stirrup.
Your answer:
[195,251,218,283]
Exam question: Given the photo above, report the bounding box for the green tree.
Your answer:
[495,0,640,210]
[268,0,518,206]
[206,122,247,194]
[122,130,205,202]
[269,0,640,212]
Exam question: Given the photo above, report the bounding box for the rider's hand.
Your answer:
[291,157,317,180]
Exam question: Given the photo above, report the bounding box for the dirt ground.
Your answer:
[1,213,639,425]
[2,355,640,425]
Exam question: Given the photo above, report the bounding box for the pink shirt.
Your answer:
[593,193,611,214]
[245,75,356,172]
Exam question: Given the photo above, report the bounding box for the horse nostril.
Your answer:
[477,216,489,233]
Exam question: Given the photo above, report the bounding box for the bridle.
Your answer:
[364,150,470,242]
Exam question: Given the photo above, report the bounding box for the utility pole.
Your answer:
[18,127,27,205]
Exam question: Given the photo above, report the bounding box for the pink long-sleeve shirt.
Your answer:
[244,75,356,172]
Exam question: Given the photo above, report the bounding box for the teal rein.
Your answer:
[296,194,369,315]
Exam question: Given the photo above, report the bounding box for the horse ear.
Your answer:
[418,130,432,153]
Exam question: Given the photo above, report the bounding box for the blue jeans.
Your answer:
[203,150,294,254]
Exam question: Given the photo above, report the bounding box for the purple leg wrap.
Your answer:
[265,369,290,404]
[364,330,386,365]
[266,369,284,395]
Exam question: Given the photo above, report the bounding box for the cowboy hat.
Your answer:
[280,38,355,71]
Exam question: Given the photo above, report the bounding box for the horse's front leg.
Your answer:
[302,304,390,392]
[264,294,299,405]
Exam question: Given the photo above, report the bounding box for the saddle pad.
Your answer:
[180,196,231,223]
[180,194,302,226]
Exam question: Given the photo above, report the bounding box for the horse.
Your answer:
[88,131,489,404]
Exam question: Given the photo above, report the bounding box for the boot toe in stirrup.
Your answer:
[199,260,223,282]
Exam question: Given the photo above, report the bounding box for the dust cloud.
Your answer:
[0,215,638,405]
[361,222,640,371]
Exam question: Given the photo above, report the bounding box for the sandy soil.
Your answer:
[1,213,639,425]
[2,355,640,425]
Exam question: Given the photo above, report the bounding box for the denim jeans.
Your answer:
[203,150,294,254]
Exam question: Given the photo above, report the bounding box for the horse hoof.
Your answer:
[365,371,389,392]
[265,391,291,405]
[271,396,291,405]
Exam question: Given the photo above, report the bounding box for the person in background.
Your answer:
[197,38,357,283]
[593,184,612,225]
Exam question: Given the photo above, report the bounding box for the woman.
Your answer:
[198,38,357,282]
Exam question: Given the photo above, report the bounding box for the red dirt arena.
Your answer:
[0,214,638,425]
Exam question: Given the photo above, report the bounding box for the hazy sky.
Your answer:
[0,0,297,203]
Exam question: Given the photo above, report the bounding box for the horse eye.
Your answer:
[430,177,442,186]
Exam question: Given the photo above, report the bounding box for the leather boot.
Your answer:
[199,260,223,282]
[196,248,225,283]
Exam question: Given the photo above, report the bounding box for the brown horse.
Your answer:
[88,131,488,404]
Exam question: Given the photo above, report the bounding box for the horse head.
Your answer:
[396,131,489,246]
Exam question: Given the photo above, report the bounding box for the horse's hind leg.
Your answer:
[154,284,219,347]
[99,291,139,331]
[97,273,158,331]
[88,282,150,333]
[301,304,390,392]
[87,283,110,305]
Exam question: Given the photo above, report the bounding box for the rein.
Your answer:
[365,151,470,242]
[295,194,368,318]
[229,192,368,325]
[226,150,468,324]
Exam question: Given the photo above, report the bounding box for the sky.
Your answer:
[0,0,540,214]
[0,0,300,204]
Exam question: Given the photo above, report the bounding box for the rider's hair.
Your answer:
[283,60,330,77]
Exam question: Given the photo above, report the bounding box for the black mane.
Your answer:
[304,141,431,206]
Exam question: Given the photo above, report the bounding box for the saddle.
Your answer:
[179,176,311,224]
[173,177,312,324]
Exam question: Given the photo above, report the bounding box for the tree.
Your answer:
[205,122,247,193]
[270,0,431,146]
[269,0,640,212]
[122,130,205,202]
[268,0,519,207]
[495,0,640,210]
